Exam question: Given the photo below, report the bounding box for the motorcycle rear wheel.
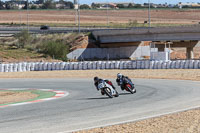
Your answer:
[126,84,136,94]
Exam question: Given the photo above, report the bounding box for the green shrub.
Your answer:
[40,40,69,61]
[15,30,32,48]
[128,19,138,27]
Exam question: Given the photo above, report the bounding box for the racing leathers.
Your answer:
[94,79,116,95]
[116,76,134,90]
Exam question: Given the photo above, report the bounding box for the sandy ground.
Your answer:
[0,69,200,132]
[0,9,199,25]
[0,69,199,81]
[0,91,38,105]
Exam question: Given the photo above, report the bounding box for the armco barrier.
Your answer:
[0,60,199,72]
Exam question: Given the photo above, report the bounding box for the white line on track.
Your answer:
[58,104,200,133]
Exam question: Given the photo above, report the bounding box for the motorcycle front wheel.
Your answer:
[114,91,119,97]
[104,88,113,98]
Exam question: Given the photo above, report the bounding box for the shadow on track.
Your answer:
[84,97,111,100]
[78,93,133,100]
[119,92,132,95]
[77,97,111,100]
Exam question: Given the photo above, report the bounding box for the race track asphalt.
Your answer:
[0,78,200,133]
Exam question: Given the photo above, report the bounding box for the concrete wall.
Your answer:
[99,33,200,43]
[196,41,200,47]
[93,26,200,38]
[0,60,199,72]
[67,46,150,60]
[93,26,200,43]
[150,52,170,61]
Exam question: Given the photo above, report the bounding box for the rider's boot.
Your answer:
[112,85,116,90]
[121,85,124,90]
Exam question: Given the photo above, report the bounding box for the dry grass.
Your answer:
[0,33,80,63]
[0,91,38,105]
[0,9,199,26]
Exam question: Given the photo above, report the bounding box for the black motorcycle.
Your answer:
[119,79,136,94]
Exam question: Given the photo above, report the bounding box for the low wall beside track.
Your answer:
[0,60,200,72]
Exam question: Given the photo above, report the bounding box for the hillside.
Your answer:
[0,31,199,63]
[0,32,89,63]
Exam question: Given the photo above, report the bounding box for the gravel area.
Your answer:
[75,108,200,133]
[0,69,200,133]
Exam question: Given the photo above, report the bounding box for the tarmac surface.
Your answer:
[0,78,200,133]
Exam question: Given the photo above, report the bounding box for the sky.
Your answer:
[74,0,200,5]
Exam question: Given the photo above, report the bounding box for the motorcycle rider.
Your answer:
[116,73,134,90]
[94,77,116,95]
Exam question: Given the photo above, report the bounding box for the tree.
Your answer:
[80,4,90,9]
[117,4,125,8]
[134,4,142,8]
[23,1,29,9]
[5,1,18,10]
[59,0,65,3]
[91,3,100,9]
[30,5,37,9]
[128,3,134,8]
[42,0,56,9]
[0,1,5,9]
[65,1,74,9]
[5,2,12,10]
[38,0,44,4]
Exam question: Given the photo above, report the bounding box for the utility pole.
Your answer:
[75,8,78,25]
[78,0,80,33]
[18,0,22,28]
[106,0,109,27]
[148,0,151,27]
[74,0,78,26]
[26,0,29,32]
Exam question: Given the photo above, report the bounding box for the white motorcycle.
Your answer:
[97,80,119,98]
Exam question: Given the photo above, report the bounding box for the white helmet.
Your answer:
[117,73,122,78]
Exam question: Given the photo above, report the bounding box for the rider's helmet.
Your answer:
[117,73,122,79]
[94,77,99,83]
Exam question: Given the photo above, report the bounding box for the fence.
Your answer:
[0,60,199,72]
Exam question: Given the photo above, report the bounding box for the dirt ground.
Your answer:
[0,91,38,105]
[0,69,199,81]
[0,9,200,25]
[0,69,200,132]
[171,47,200,59]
